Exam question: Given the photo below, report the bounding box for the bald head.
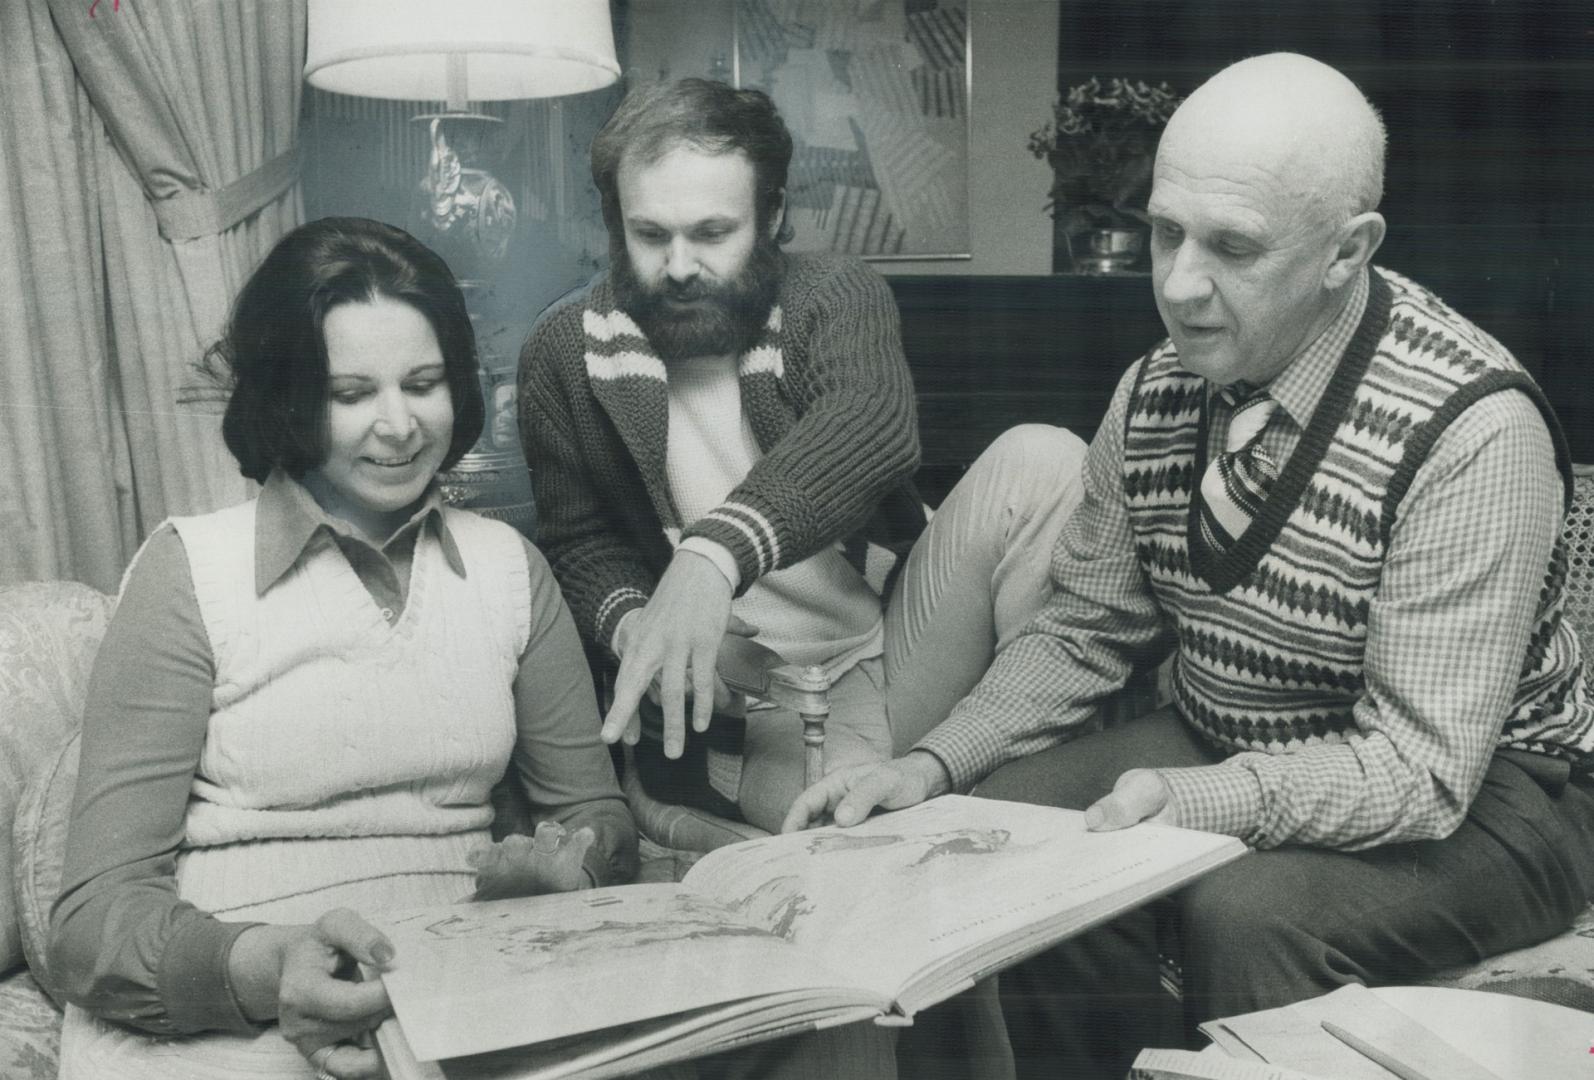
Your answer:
[1161,53,1385,226]
[1146,54,1389,387]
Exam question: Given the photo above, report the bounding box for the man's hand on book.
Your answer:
[780,751,952,831]
[1084,769,1180,831]
[469,821,596,900]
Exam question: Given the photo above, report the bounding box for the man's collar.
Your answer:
[254,470,464,595]
[1210,268,1371,428]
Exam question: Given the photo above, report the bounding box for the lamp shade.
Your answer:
[305,0,619,104]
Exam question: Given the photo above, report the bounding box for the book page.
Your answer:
[1201,984,1414,1080]
[1130,1047,1334,1079]
[1202,984,1534,1080]
[375,883,875,1063]
[684,795,1247,1002]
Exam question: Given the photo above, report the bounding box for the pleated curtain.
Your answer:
[1,0,135,591]
[1,0,305,590]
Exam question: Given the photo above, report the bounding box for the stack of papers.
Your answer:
[1130,1047,1333,1079]
[1199,984,1530,1080]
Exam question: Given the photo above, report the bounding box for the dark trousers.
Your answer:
[974,706,1594,1080]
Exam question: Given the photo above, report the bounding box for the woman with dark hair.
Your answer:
[49,218,637,1080]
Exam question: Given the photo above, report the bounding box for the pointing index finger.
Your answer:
[603,665,651,744]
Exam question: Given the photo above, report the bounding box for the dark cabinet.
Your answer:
[889,273,1165,505]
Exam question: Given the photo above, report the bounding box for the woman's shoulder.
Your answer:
[162,498,258,549]
[112,523,207,650]
[124,522,191,591]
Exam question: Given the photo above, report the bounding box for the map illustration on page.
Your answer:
[373,795,1247,1080]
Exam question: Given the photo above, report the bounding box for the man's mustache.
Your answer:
[660,279,713,303]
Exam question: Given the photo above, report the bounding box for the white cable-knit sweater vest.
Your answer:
[164,501,530,919]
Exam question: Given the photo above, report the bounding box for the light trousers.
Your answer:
[737,424,1090,830]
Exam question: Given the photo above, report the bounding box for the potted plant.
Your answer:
[1029,77,1182,273]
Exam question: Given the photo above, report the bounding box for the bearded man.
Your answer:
[518,77,1085,848]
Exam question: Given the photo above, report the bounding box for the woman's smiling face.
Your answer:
[301,296,454,541]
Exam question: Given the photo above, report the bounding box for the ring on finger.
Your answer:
[309,1043,337,1080]
[531,820,566,854]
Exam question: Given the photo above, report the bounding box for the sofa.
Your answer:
[0,580,111,1079]
[5,465,1594,1075]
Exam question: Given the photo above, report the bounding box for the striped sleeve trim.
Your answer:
[713,501,783,571]
[698,510,772,576]
[595,586,649,644]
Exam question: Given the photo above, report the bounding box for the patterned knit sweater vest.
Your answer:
[165,501,530,915]
[1124,269,1592,763]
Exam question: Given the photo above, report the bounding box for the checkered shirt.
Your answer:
[916,271,1567,849]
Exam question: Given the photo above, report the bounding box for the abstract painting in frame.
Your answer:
[734,0,972,260]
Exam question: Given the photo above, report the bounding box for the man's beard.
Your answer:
[613,236,784,361]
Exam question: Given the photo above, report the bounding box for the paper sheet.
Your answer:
[1130,1047,1333,1079]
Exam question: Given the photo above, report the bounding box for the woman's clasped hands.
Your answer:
[468,819,597,901]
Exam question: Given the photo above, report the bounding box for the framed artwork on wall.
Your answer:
[733,0,971,260]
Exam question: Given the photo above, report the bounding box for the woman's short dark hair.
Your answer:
[209,217,483,483]
[591,78,794,244]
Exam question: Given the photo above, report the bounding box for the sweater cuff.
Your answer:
[682,500,782,591]
[679,537,741,591]
[158,916,263,1035]
[596,586,650,657]
[1156,763,1266,842]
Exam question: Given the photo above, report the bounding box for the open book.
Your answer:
[372,795,1247,1080]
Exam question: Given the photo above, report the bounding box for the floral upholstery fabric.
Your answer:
[0,582,114,973]
[1426,902,1594,1012]
[15,733,80,1006]
[0,968,63,1080]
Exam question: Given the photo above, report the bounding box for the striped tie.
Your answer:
[1197,387,1279,555]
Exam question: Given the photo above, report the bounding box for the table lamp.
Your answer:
[303,0,620,534]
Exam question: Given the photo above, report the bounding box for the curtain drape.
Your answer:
[45,0,307,533]
[0,0,137,592]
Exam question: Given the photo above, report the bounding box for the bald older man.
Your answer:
[784,53,1594,1077]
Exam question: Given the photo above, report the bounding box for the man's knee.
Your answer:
[951,425,1086,553]
[974,424,1087,484]
[1179,857,1364,1015]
